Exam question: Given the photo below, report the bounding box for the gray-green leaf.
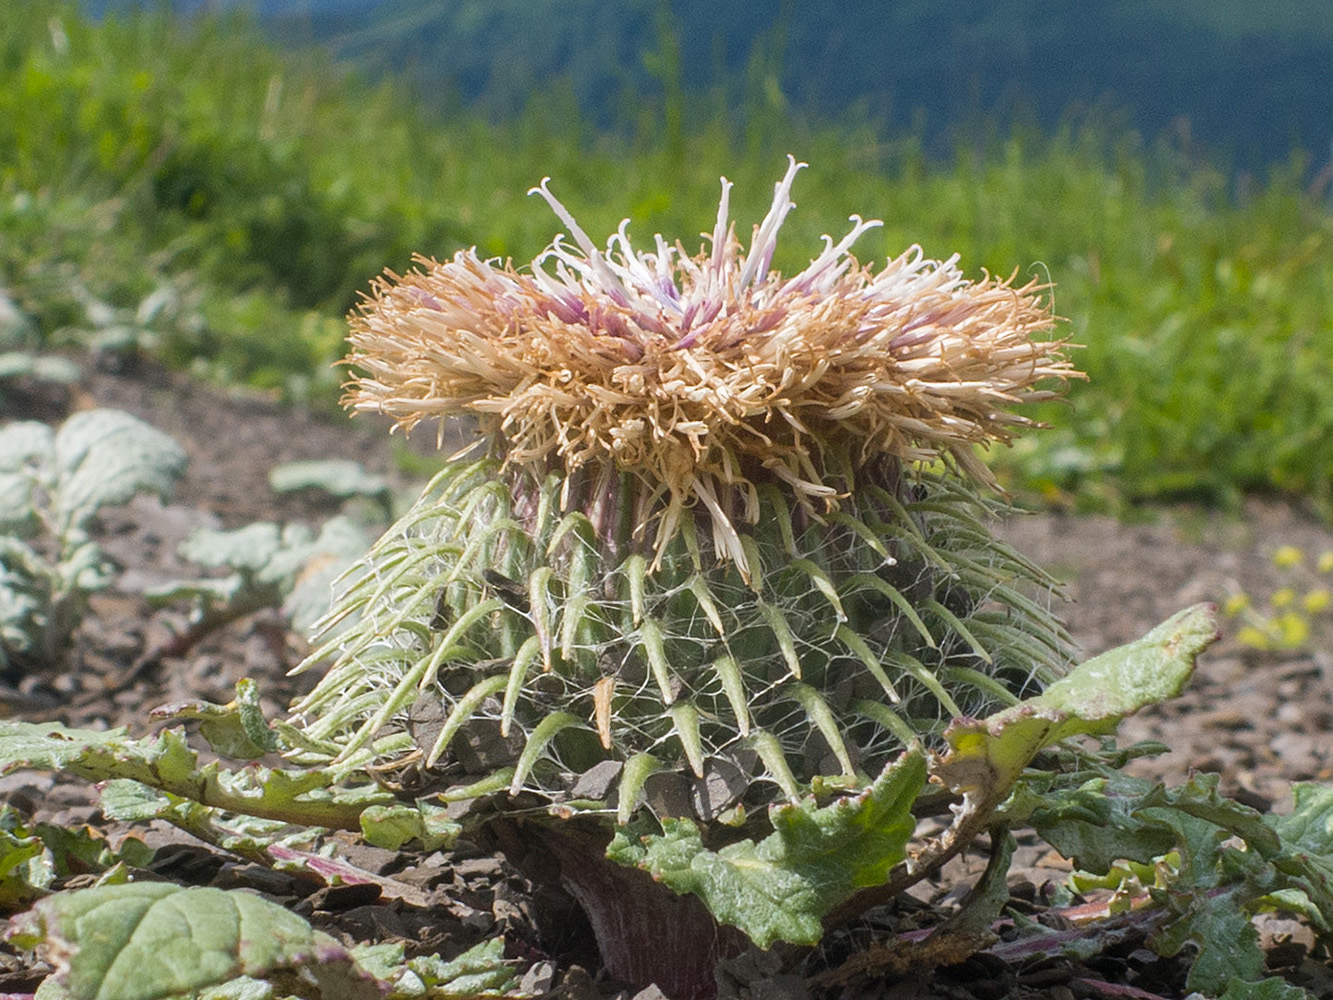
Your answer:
[163,516,368,634]
[53,409,186,532]
[268,459,389,501]
[937,603,1218,800]
[6,882,378,1000]
[0,421,54,534]
[0,719,392,831]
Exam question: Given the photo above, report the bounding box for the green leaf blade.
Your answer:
[939,603,1218,799]
[1031,602,1219,722]
[7,883,377,1000]
[52,409,186,532]
[608,747,927,947]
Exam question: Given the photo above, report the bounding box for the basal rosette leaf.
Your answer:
[0,721,149,775]
[359,802,461,852]
[97,779,313,868]
[6,882,378,1000]
[0,719,392,831]
[1270,782,1333,858]
[151,677,279,760]
[937,603,1218,800]
[1164,893,1268,994]
[0,827,53,909]
[1131,789,1271,995]
[268,458,390,503]
[52,409,186,534]
[1262,783,1333,935]
[0,421,54,535]
[276,515,374,633]
[0,410,186,670]
[0,539,49,668]
[607,746,927,948]
[1014,761,1333,996]
[1009,770,1179,872]
[1215,978,1320,1000]
[1027,602,1219,721]
[0,352,81,385]
[177,522,288,577]
[152,515,369,637]
[351,938,518,998]
[1145,779,1331,996]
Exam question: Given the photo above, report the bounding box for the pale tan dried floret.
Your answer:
[344,157,1077,570]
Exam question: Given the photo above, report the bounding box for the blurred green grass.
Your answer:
[3,3,1332,513]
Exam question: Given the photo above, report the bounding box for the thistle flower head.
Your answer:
[297,159,1080,820]
[345,157,1075,573]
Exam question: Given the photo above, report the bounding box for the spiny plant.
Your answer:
[286,157,1092,990]
[292,157,1077,785]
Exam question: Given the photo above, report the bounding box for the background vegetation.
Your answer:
[4,2,1333,513]
[88,0,1333,171]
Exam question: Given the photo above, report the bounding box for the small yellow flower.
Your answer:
[1270,587,1296,608]
[1274,611,1310,649]
[1273,545,1303,569]
[1302,589,1332,614]
[1221,594,1250,617]
[1318,551,1333,574]
[1235,624,1271,650]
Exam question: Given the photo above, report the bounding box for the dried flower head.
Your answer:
[345,158,1074,575]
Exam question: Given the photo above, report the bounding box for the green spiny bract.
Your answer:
[293,456,1070,818]
[289,157,1076,823]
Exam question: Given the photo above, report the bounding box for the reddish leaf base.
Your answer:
[524,821,747,1000]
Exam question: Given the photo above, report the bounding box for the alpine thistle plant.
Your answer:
[289,157,1080,989]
